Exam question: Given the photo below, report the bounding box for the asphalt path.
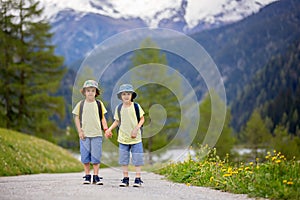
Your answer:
[0,168,256,200]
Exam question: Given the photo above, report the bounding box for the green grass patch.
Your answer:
[159,146,300,200]
[0,128,83,176]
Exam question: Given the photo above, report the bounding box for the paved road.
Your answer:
[0,168,255,200]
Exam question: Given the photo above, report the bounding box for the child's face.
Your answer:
[84,87,96,101]
[121,92,132,103]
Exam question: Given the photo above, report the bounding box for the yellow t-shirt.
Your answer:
[72,100,107,137]
[114,103,144,144]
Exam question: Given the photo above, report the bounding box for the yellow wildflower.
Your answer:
[287,182,293,185]
[210,177,214,182]
[227,167,232,173]
[249,162,253,166]
[275,160,281,164]
[283,180,287,184]
[223,173,231,177]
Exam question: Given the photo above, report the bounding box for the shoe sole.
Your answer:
[133,184,141,187]
[83,182,91,184]
[119,184,129,187]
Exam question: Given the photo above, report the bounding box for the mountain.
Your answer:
[50,0,300,131]
[231,40,300,134]
[190,0,300,103]
[38,0,278,65]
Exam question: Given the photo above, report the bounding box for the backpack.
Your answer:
[79,100,104,130]
[117,102,143,133]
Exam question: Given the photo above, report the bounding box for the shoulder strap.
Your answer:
[79,100,85,128]
[117,103,122,127]
[96,100,104,130]
[96,100,103,121]
[134,102,143,134]
[133,102,140,123]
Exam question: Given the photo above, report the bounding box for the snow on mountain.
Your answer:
[36,0,279,65]
[39,0,278,30]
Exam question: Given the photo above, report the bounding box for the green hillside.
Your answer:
[0,128,82,176]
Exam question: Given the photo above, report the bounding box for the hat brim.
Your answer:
[117,92,137,100]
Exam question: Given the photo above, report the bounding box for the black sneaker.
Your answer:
[133,177,143,187]
[82,174,91,184]
[93,175,103,185]
[119,177,129,187]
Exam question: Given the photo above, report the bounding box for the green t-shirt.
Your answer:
[114,103,144,144]
[72,100,107,137]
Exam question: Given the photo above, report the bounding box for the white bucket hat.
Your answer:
[81,80,100,96]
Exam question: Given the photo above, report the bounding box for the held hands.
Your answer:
[131,126,140,138]
[105,129,113,139]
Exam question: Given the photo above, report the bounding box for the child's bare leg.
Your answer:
[122,165,129,177]
[84,163,90,174]
[93,163,100,175]
[135,166,141,178]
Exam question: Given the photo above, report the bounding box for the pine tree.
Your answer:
[242,109,271,158]
[130,38,182,164]
[0,0,65,141]
[193,90,235,158]
[0,0,19,128]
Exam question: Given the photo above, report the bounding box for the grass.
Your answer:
[0,128,83,176]
[158,146,300,200]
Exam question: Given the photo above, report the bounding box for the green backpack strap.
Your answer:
[79,100,103,130]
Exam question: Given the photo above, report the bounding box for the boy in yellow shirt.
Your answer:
[105,84,145,187]
[72,80,108,185]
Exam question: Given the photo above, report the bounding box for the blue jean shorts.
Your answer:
[80,136,102,164]
[119,142,144,166]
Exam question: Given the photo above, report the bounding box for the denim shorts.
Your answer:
[119,142,144,166]
[80,136,102,164]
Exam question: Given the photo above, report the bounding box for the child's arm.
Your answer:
[131,116,145,138]
[74,115,85,140]
[101,117,109,131]
[105,120,119,138]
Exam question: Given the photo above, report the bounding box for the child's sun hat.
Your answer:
[81,80,100,96]
[117,84,137,100]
